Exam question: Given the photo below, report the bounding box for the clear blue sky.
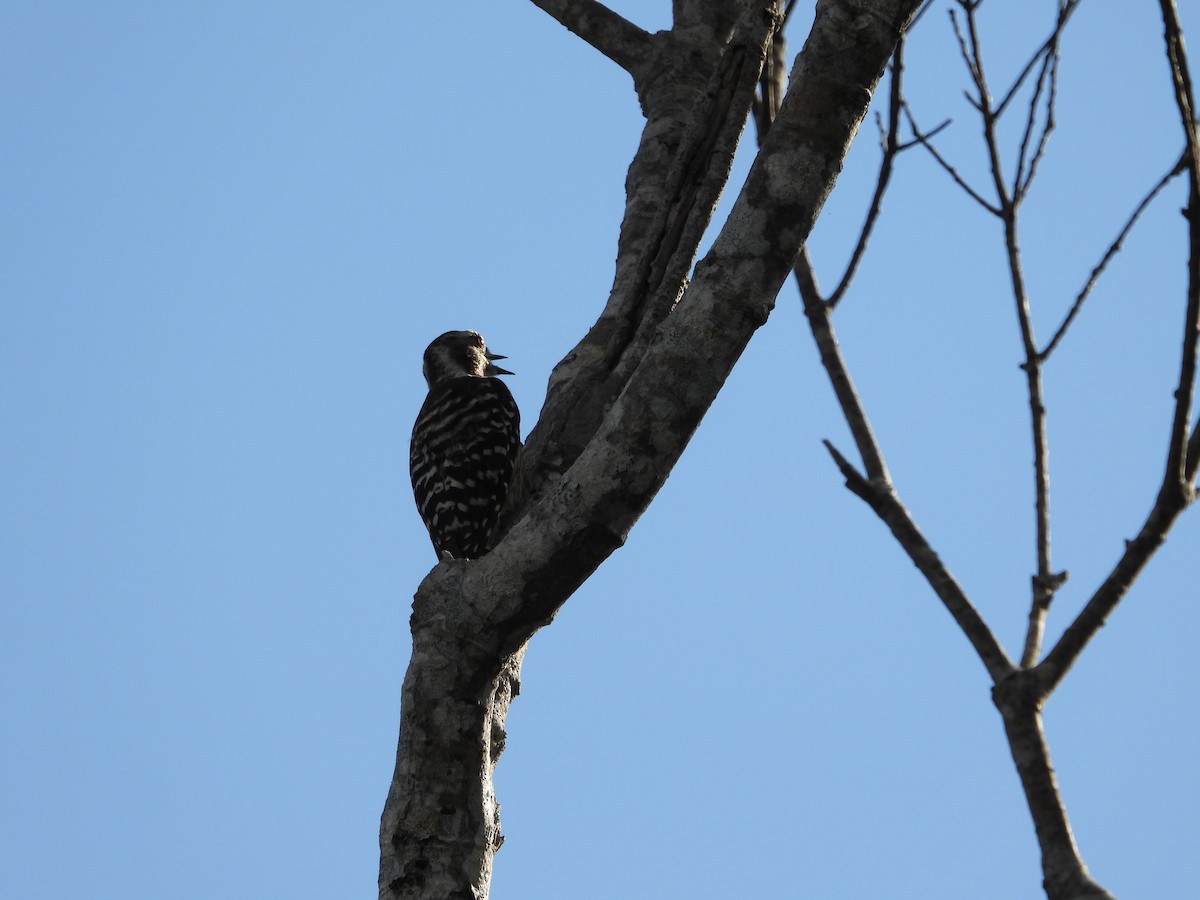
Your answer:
[2,3,1196,898]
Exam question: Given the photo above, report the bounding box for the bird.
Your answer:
[409,330,521,560]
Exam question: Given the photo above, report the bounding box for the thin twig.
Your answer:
[963,6,1012,215]
[756,16,1012,681]
[948,6,982,90]
[752,7,894,482]
[1016,5,1079,199]
[1038,0,1200,694]
[903,102,1002,215]
[994,0,1082,118]
[1158,0,1200,496]
[809,23,938,309]
[1040,154,1188,362]
[1014,44,1058,201]
[1037,470,1193,693]
[754,8,1008,674]
[953,0,1065,666]
[896,118,950,150]
[1012,48,1051,194]
[826,35,910,308]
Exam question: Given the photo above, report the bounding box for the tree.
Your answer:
[379,2,1197,899]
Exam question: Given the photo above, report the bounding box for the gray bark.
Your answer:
[379,1,921,897]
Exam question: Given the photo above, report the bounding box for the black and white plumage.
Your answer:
[409,330,521,560]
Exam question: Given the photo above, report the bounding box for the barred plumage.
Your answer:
[409,330,521,560]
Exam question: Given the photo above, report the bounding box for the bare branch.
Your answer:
[947,0,1068,666]
[826,35,910,308]
[948,6,983,91]
[1013,41,1058,201]
[1037,476,1193,694]
[1040,154,1188,362]
[751,20,897,478]
[902,102,1002,215]
[1037,0,1200,694]
[963,9,1012,215]
[895,116,949,150]
[797,253,890,483]
[822,439,1015,682]
[994,0,1082,118]
[1158,0,1200,495]
[992,673,1116,899]
[755,6,1010,681]
[759,22,924,311]
[795,262,994,661]
[1011,3,1084,200]
[529,0,653,74]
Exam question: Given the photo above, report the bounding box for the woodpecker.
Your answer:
[409,330,521,560]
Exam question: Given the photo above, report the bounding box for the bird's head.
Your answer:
[421,330,513,388]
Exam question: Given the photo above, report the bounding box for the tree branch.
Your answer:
[485,0,923,645]
[1037,0,1200,696]
[381,3,924,895]
[1040,154,1187,362]
[528,0,653,74]
[793,5,1137,893]
[1008,3,1081,201]
[823,438,1015,682]
[1012,34,1058,202]
[903,101,1002,215]
[751,17,898,480]
[752,16,1011,682]
[507,3,779,528]
[993,1,1081,118]
[754,8,1012,682]
[826,33,909,308]
[795,255,889,484]
[949,0,1067,666]
[1036,473,1194,694]
[992,672,1115,900]
[1158,0,1200,495]
[787,18,926,314]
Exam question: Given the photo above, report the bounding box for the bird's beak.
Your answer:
[486,351,513,376]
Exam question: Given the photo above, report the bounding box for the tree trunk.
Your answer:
[380,2,922,896]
